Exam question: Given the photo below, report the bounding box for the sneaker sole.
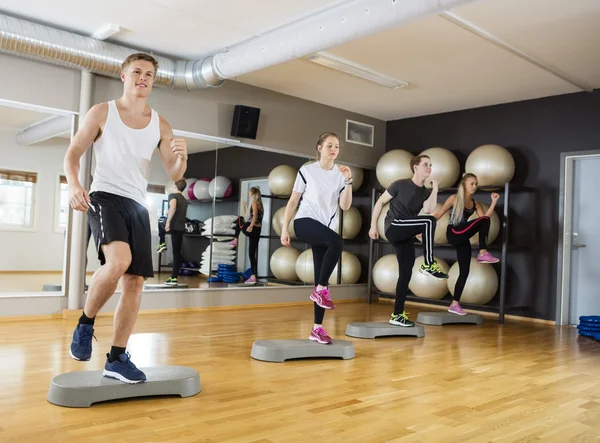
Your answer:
[477,259,499,264]
[69,348,90,361]
[102,369,146,384]
[388,320,415,327]
[309,295,336,310]
[448,309,467,316]
[309,335,332,345]
[419,268,449,279]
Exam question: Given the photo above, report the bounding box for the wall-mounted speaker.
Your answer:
[230,105,261,139]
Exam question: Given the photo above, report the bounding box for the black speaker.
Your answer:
[230,105,261,139]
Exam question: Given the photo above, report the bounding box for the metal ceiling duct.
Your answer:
[15,115,72,145]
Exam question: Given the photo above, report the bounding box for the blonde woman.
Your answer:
[240,186,264,284]
[434,173,500,315]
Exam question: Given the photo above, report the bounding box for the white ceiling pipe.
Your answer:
[15,115,72,145]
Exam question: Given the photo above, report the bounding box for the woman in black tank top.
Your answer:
[237,186,264,284]
[434,173,500,315]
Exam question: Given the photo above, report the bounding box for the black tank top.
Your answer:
[250,204,264,225]
[448,201,476,228]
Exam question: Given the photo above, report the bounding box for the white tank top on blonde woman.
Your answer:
[89,100,161,207]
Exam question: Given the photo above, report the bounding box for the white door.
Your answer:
[568,156,600,325]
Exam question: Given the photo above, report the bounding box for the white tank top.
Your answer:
[90,100,161,207]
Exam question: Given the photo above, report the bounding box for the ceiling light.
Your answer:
[306,51,408,89]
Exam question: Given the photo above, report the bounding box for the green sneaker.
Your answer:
[419,261,448,279]
[165,277,178,285]
[157,243,167,253]
[389,312,415,327]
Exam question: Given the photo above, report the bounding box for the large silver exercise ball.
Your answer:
[419,147,460,189]
[376,203,390,242]
[465,144,515,188]
[408,255,450,300]
[329,251,362,285]
[295,249,314,284]
[372,254,398,294]
[468,203,500,246]
[334,206,362,239]
[271,206,297,239]
[268,165,297,196]
[417,203,449,245]
[270,246,300,281]
[376,149,414,189]
[447,257,498,304]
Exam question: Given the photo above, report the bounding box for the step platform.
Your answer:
[250,339,355,363]
[417,311,483,326]
[47,365,201,408]
[145,283,189,289]
[345,322,425,339]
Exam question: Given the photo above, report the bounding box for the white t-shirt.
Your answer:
[293,162,347,229]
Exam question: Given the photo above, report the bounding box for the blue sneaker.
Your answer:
[103,352,147,384]
[69,324,95,361]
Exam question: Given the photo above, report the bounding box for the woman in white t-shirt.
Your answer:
[281,132,353,345]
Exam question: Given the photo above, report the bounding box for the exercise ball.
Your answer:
[209,176,232,198]
[372,254,398,294]
[182,178,198,201]
[334,206,362,239]
[416,203,449,245]
[376,203,390,241]
[447,257,498,304]
[468,203,500,246]
[271,206,297,239]
[268,165,297,196]
[408,256,450,299]
[190,178,211,201]
[295,249,314,284]
[270,247,300,281]
[465,144,515,188]
[419,147,460,189]
[376,149,414,189]
[329,251,362,285]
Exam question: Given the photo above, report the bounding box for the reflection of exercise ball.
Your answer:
[270,247,300,281]
[334,206,362,239]
[271,207,297,239]
[465,144,515,188]
[209,176,232,198]
[376,203,390,242]
[329,251,362,285]
[372,254,398,294]
[268,165,297,196]
[419,147,460,189]
[295,249,314,284]
[468,203,500,246]
[447,258,498,304]
[189,178,211,201]
[376,149,414,189]
[408,256,450,299]
[183,178,198,201]
[416,203,449,245]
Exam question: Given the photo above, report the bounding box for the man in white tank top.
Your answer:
[63,53,188,384]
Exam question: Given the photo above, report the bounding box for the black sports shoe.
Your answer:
[420,261,449,279]
[389,312,415,327]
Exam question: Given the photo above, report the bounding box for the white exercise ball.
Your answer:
[465,144,515,188]
[376,149,414,189]
[268,165,297,196]
[329,251,362,285]
[334,206,362,239]
[419,147,460,189]
[295,249,314,284]
[209,176,232,198]
[468,202,500,246]
[191,178,211,201]
[447,257,499,304]
[270,247,300,281]
[271,206,297,239]
[372,254,398,294]
[408,255,450,299]
[182,178,198,201]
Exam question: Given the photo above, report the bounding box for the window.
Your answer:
[146,184,166,232]
[0,169,37,229]
[57,175,69,230]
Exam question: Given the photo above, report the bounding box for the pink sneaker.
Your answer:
[448,303,467,316]
[309,327,332,344]
[310,287,336,310]
[477,251,499,264]
[229,238,238,247]
[245,275,257,284]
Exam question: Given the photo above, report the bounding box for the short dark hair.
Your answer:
[175,179,186,192]
[410,155,430,174]
[121,53,158,74]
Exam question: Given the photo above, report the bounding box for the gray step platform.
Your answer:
[345,322,425,339]
[47,366,201,408]
[145,283,189,289]
[417,311,483,326]
[250,339,355,363]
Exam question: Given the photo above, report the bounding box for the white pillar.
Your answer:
[67,70,94,310]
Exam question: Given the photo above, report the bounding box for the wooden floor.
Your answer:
[0,301,598,443]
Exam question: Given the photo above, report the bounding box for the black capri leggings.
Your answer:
[294,217,343,324]
[234,217,262,276]
[446,216,490,301]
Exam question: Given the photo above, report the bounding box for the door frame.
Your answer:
[556,150,600,326]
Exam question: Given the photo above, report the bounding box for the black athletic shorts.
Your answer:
[87,191,154,278]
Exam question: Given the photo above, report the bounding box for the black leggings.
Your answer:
[446,216,490,301]
[241,222,261,276]
[170,230,184,278]
[385,215,437,315]
[294,217,343,324]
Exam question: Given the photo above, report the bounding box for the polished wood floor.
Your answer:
[0,301,598,443]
